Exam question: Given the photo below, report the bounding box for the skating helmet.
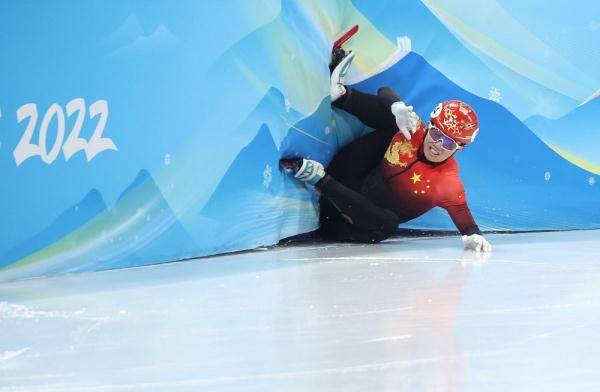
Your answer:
[429,100,479,144]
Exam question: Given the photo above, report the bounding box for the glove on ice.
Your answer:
[462,234,492,253]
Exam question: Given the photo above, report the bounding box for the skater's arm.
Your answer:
[443,203,482,236]
[333,87,399,131]
[440,180,491,251]
[439,181,482,236]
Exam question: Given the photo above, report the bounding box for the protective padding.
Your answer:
[0,0,598,281]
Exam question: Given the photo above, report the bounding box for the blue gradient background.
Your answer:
[0,0,598,281]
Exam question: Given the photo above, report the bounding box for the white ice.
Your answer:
[1,230,600,391]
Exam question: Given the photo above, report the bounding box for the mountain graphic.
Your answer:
[352,0,579,120]
[97,169,198,270]
[202,84,348,221]
[351,52,600,230]
[525,97,600,173]
[202,124,282,221]
[198,115,319,256]
[0,189,107,269]
[101,13,144,53]
[278,92,373,166]
[0,170,199,280]
[198,83,353,253]
[197,123,318,257]
[235,87,303,148]
[109,24,181,58]
[117,169,156,201]
[278,96,336,164]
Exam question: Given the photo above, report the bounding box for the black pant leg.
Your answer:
[327,128,396,181]
[333,88,399,131]
[317,175,400,243]
[318,87,403,243]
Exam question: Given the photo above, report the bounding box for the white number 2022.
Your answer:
[14,99,118,166]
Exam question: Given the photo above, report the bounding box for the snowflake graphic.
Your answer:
[396,36,412,52]
[164,153,171,166]
[489,87,502,103]
[284,98,291,113]
[324,126,331,135]
[544,171,551,181]
[263,164,273,189]
[589,177,596,186]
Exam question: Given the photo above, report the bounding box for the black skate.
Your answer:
[329,25,359,73]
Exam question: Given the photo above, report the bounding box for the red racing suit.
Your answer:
[367,121,480,235]
[330,87,481,236]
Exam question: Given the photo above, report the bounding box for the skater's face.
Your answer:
[423,123,464,163]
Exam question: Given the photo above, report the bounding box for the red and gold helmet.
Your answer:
[429,100,479,144]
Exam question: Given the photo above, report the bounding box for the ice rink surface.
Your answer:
[1,230,600,391]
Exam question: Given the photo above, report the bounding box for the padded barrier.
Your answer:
[0,0,598,281]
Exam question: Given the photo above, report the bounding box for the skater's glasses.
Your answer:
[426,123,464,151]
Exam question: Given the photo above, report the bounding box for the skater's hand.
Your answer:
[391,101,419,140]
[462,234,492,253]
[330,51,355,102]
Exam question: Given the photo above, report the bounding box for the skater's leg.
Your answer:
[279,157,399,243]
[318,196,394,243]
[333,87,403,132]
[318,175,400,237]
[327,128,395,181]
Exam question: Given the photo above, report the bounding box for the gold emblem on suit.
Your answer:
[384,140,416,167]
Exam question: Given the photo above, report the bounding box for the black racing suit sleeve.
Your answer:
[444,203,482,236]
[333,87,400,131]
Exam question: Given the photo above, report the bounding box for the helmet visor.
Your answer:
[427,123,461,151]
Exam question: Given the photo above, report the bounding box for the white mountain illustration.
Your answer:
[106,18,181,58]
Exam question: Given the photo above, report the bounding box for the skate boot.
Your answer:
[279,157,326,186]
[329,24,359,73]
[330,51,355,102]
[329,45,349,74]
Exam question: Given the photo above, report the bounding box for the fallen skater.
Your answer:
[280,49,491,252]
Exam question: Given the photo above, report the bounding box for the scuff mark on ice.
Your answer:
[363,335,413,344]
[0,302,105,321]
[0,348,29,362]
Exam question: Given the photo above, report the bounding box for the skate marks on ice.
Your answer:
[0,348,29,363]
